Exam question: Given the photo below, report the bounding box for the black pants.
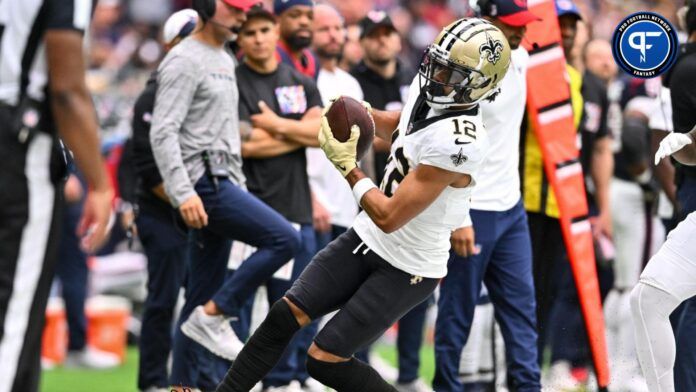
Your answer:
[286,229,439,358]
[136,209,188,390]
[527,212,566,362]
[0,107,62,392]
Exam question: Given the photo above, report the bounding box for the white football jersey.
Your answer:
[352,78,489,278]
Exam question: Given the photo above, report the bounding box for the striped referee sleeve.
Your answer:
[44,0,96,32]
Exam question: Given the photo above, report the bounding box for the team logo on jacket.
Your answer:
[611,12,678,78]
[479,35,504,65]
[450,148,468,166]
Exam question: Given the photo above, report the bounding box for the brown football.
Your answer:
[324,96,375,161]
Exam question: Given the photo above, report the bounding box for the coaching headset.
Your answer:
[471,0,498,18]
[478,0,496,17]
[192,0,254,35]
[192,0,217,22]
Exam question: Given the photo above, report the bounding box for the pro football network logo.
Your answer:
[611,12,678,78]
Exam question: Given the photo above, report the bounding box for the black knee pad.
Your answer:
[264,299,300,338]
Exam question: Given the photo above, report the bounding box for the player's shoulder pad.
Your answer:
[406,110,489,175]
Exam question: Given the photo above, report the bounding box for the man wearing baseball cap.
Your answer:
[555,0,581,60]
[162,8,199,49]
[274,0,321,79]
[149,0,303,390]
[434,1,541,391]
[351,11,412,184]
[477,0,540,49]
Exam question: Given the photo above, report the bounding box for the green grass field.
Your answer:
[40,344,434,392]
[41,348,139,392]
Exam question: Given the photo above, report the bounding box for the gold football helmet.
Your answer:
[419,18,511,109]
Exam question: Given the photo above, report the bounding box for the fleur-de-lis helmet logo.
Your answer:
[479,33,504,65]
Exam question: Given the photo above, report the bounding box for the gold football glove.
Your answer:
[318,116,359,177]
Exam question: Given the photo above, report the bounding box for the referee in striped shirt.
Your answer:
[0,1,112,391]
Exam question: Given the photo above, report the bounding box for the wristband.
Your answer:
[352,178,377,207]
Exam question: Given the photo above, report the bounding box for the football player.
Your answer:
[216,18,511,392]
[631,126,696,392]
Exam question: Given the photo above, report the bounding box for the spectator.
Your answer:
[351,11,412,184]
[148,1,299,390]
[308,4,363,251]
[274,0,320,79]
[339,24,364,71]
[235,7,323,390]
[128,9,198,391]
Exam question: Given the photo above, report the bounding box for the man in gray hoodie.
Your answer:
[150,0,302,388]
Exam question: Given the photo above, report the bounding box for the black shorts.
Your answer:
[285,228,439,358]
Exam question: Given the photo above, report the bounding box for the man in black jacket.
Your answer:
[128,9,199,391]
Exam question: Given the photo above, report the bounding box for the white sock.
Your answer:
[630,283,681,392]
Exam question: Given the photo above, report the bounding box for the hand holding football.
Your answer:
[323,96,375,161]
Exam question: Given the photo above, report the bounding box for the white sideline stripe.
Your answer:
[556,161,582,180]
[570,219,591,235]
[538,103,573,125]
[527,46,565,68]
[0,134,55,392]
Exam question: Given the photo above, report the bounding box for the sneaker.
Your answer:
[543,361,582,391]
[395,378,432,392]
[265,380,304,392]
[63,346,120,369]
[181,305,244,361]
[301,377,325,392]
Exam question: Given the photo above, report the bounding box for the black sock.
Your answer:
[216,300,300,392]
[306,356,397,392]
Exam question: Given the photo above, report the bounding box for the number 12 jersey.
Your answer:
[352,78,490,278]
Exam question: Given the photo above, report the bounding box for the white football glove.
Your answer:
[318,116,359,177]
[655,133,694,165]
